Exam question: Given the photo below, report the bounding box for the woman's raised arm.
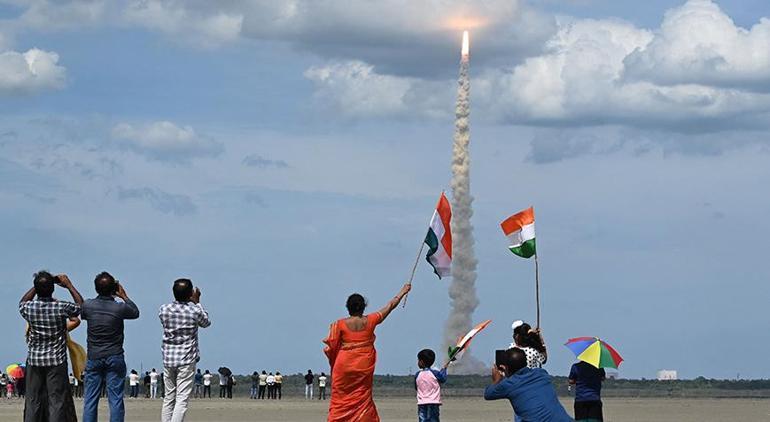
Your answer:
[377,283,411,322]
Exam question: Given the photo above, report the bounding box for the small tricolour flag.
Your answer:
[448,320,492,362]
[425,192,452,278]
[501,207,536,259]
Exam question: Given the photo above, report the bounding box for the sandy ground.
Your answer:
[1,397,769,421]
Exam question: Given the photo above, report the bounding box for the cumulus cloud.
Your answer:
[307,1,770,131]
[121,0,242,47]
[116,186,197,216]
[240,0,554,78]
[623,0,770,92]
[111,121,223,162]
[304,61,452,119]
[0,48,67,95]
[242,154,288,169]
[489,3,770,130]
[16,0,106,31]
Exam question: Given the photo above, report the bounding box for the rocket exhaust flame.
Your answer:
[444,30,484,374]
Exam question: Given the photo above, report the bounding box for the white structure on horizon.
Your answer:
[657,370,678,381]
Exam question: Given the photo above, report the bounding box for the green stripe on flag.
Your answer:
[509,238,536,259]
[424,228,442,276]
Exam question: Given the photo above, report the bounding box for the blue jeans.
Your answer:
[83,354,127,422]
[418,404,440,422]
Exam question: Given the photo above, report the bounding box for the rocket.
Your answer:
[461,30,469,61]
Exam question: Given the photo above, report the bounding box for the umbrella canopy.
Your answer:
[5,364,24,379]
[565,337,623,369]
[218,367,232,377]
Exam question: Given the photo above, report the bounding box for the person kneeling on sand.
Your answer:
[484,348,572,422]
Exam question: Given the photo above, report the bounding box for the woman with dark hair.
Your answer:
[508,320,547,368]
[323,283,411,421]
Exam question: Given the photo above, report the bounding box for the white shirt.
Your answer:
[318,376,327,387]
[150,371,159,384]
[508,343,546,368]
[203,374,212,386]
[266,375,275,384]
[129,373,139,386]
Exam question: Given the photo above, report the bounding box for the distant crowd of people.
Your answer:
[0,371,26,399]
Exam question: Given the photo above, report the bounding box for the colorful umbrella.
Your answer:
[448,320,492,362]
[5,363,24,379]
[565,337,623,369]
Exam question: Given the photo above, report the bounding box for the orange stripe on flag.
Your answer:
[437,193,452,258]
[500,207,535,235]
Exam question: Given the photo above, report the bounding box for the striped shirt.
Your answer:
[19,298,81,367]
[159,301,211,367]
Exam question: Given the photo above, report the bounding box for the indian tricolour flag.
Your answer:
[501,207,536,259]
[425,192,452,278]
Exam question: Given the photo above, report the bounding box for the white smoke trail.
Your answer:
[444,41,485,374]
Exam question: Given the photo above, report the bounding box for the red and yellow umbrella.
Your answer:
[565,337,623,369]
[5,363,25,379]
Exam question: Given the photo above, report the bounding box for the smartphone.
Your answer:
[495,349,507,367]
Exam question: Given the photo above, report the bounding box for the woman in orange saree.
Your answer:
[324,283,411,422]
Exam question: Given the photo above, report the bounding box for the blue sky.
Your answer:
[1,0,770,380]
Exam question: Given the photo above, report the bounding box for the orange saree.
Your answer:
[323,312,383,422]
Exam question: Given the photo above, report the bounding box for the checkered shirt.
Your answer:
[159,301,211,367]
[19,298,81,367]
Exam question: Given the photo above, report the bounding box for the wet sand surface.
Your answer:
[0,397,768,421]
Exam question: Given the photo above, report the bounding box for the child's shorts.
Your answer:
[418,403,441,422]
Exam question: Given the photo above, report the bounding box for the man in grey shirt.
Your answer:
[81,272,139,422]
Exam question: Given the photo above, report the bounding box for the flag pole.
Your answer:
[534,253,541,329]
[402,240,426,308]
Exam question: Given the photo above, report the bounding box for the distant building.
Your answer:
[657,370,678,381]
[605,370,619,380]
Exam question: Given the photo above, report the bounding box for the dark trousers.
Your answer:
[276,384,282,400]
[24,362,77,422]
[226,385,233,399]
[418,404,441,422]
[267,384,274,399]
[319,386,326,400]
[17,378,26,397]
[130,385,139,398]
[203,385,211,398]
[258,385,266,399]
[83,353,127,422]
[574,400,603,421]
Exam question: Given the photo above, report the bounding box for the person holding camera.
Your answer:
[159,279,211,422]
[80,272,140,422]
[484,348,572,422]
[19,271,84,422]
